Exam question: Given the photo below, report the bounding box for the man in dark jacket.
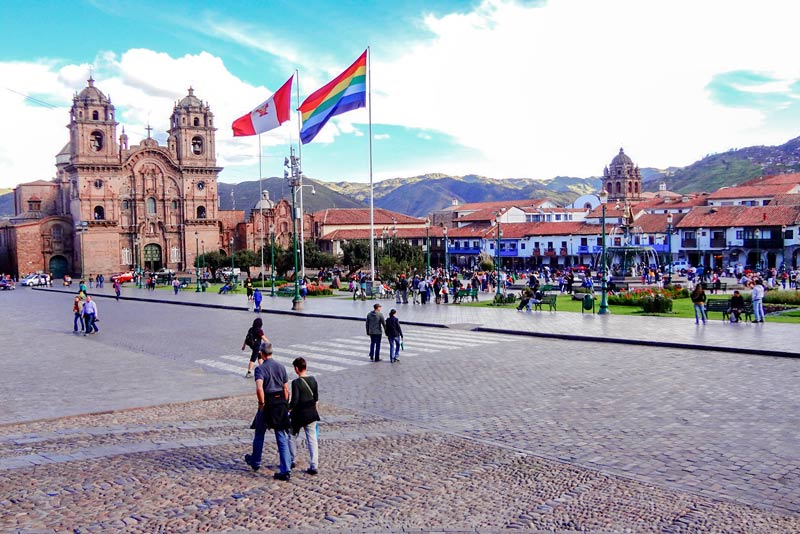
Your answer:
[365,303,386,361]
[385,308,404,362]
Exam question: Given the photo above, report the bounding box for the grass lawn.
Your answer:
[461,293,800,323]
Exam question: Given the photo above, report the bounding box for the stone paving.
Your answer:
[2,396,799,534]
[39,284,799,358]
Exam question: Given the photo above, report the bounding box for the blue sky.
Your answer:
[2,0,800,189]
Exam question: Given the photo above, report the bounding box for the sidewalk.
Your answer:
[39,285,798,358]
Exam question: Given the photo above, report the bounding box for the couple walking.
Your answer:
[365,303,403,362]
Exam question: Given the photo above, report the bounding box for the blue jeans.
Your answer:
[369,334,382,360]
[693,304,706,323]
[74,312,84,332]
[250,410,292,473]
[388,336,401,361]
[753,299,764,321]
[84,313,98,332]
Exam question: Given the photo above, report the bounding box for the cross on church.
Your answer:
[145,123,153,138]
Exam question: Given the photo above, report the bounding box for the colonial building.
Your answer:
[2,78,226,279]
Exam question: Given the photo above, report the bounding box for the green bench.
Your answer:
[276,286,295,296]
[701,281,728,293]
[706,299,752,321]
[178,277,192,288]
[453,288,478,303]
[534,294,557,312]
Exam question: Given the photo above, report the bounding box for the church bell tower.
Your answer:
[68,77,118,164]
[167,87,217,167]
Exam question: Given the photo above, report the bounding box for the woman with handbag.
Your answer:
[288,357,320,475]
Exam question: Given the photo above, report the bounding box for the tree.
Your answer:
[234,249,260,275]
[196,251,225,272]
[341,240,371,274]
[302,240,336,270]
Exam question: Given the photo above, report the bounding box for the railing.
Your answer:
[710,238,727,248]
[544,248,556,256]
[577,245,590,254]
[533,248,541,256]
[559,248,568,256]
[743,238,783,248]
[681,239,697,248]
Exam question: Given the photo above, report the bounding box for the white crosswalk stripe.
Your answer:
[194,328,511,378]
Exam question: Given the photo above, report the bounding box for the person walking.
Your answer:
[690,284,707,324]
[253,288,263,313]
[288,357,320,475]
[73,296,85,333]
[752,279,766,323]
[82,296,99,335]
[411,275,420,304]
[172,277,180,295]
[242,318,268,378]
[385,309,403,363]
[113,280,121,301]
[366,303,386,362]
[245,277,254,301]
[79,280,88,297]
[244,342,293,481]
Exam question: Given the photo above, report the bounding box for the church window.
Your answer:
[93,206,105,220]
[94,179,103,189]
[92,110,99,120]
[146,197,156,214]
[634,183,639,194]
[171,200,178,210]
[52,226,63,241]
[197,206,206,219]
[121,247,132,265]
[605,182,612,194]
[615,182,622,194]
[90,131,103,151]
[27,199,41,211]
[170,245,180,263]
[628,182,632,193]
[122,200,129,210]
[191,136,204,155]
[193,117,200,126]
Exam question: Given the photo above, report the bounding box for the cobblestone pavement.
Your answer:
[40,284,799,357]
[4,289,800,532]
[2,396,799,534]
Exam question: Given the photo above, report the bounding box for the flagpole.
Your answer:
[295,69,306,280]
[258,134,264,288]
[367,46,375,285]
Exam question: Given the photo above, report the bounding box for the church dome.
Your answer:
[177,87,202,108]
[77,77,109,104]
[611,148,633,167]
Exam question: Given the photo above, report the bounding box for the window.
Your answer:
[52,227,63,241]
[489,243,494,249]
[122,200,129,210]
[560,241,567,248]
[93,206,105,220]
[509,243,516,250]
[472,241,479,248]
[191,136,204,155]
[786,229,794,239]
[90,131,103,151]
[170,246,180,263]
[196,206,206,219]
[555,214,562,221]
[27,199,41,211]
[171,200,178,210]
[581,238,588,246]
[146,197,156,214]
[92,110,99,120]
[193,117,200,126]
[121,247,132,265]
[615,182,621,194]
[94,179,103,189]
[735,230,743,240]
[683,231,695,239]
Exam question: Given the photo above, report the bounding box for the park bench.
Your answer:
[707,299,753,322]
[453,288,479,303]
[178,276,192,288]
[276,286,295,297]
[701,281,728,293]
[534,294,557,312]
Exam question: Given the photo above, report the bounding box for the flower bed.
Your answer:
[608,287,687,307]
[279,283,333,296]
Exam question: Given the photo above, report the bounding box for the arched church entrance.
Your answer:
[143,244,163,272]
[48,255,69,279]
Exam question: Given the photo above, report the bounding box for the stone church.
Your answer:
[602,148,643,202]
[2,78,225,279]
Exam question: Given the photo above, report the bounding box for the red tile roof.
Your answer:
[769,193,800,206]
[321,226,445,241]
[455,207,505,222]
[739,172,800,187]
[706,184,798,200]
[443,198,550,213]
[314,208,424,226]
[676,205,800,228]
[631,212,688,233]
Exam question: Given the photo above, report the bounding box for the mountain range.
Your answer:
[4,135,800,218]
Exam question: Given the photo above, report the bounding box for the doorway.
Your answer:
[48,255,69,279]
[143,243,163,272]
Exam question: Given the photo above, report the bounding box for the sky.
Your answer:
[2,0,800,189]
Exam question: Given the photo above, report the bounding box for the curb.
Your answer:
[34,287,795,358]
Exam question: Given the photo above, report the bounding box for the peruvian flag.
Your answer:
[232,75,294,136]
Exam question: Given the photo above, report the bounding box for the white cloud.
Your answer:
[374,133,390,140]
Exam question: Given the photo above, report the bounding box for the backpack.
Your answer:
[245,327,259,349]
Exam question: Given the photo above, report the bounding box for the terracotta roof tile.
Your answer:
[706,184,798,199]
[443,198,551,213]
[769,193,800,206]
[313,208,424,225]
[676,205,800,228]
[739,172,800,187]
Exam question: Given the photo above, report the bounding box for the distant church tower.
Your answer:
[602,148,642,201]
[68,76,118,165]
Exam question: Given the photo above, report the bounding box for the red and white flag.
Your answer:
[231,75,294,136]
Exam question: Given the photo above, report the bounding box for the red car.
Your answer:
[110,271,134,284]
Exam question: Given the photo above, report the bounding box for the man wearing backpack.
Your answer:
[242,318,267,378]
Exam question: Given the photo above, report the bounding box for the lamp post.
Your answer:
[270,223,276,297]
[260,190,268,288]
[425,217,431,278]
[133,237,142,289]
[781,224,787,272]
[75,221,88,279]
[666,212,674,286]
[285,148,303,310]
[754,228,761,273]
[194,231,201,292]
[598,190,610,314]
[442,224,449,274]
[229,236,235,285]
[201,240,206,291]
[495,213,502,298]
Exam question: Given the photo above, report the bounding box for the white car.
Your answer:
[20,274,50,286]
[671,259,691,272]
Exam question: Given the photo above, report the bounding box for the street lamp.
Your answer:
[598,190,610,315]
[285,148,304,310]
[201,240,206,291]
[75,221,88,279]
[133,237,142,289]
[229,236,235,282]
[666,212,674,286]
[269,223,276,297]
[442,224,449,274]
[195,231,201,292]
[754,228,761,273]
[425,217,431,278]
[781,224,787,272]
[495,213,503,298]
[260,190,268,288]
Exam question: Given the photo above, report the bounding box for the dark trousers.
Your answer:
[369,334,382,360]
[85,313,98,332]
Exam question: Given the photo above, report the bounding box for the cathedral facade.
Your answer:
[2,78,224,279]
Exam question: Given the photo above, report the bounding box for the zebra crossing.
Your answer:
[195,328,509,378]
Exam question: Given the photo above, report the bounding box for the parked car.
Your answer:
[153,268,175,281]
[0,279,15,290]
[19,273,49,286]
[110,271,134,284]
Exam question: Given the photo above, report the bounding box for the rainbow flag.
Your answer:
[299,50,367,144]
